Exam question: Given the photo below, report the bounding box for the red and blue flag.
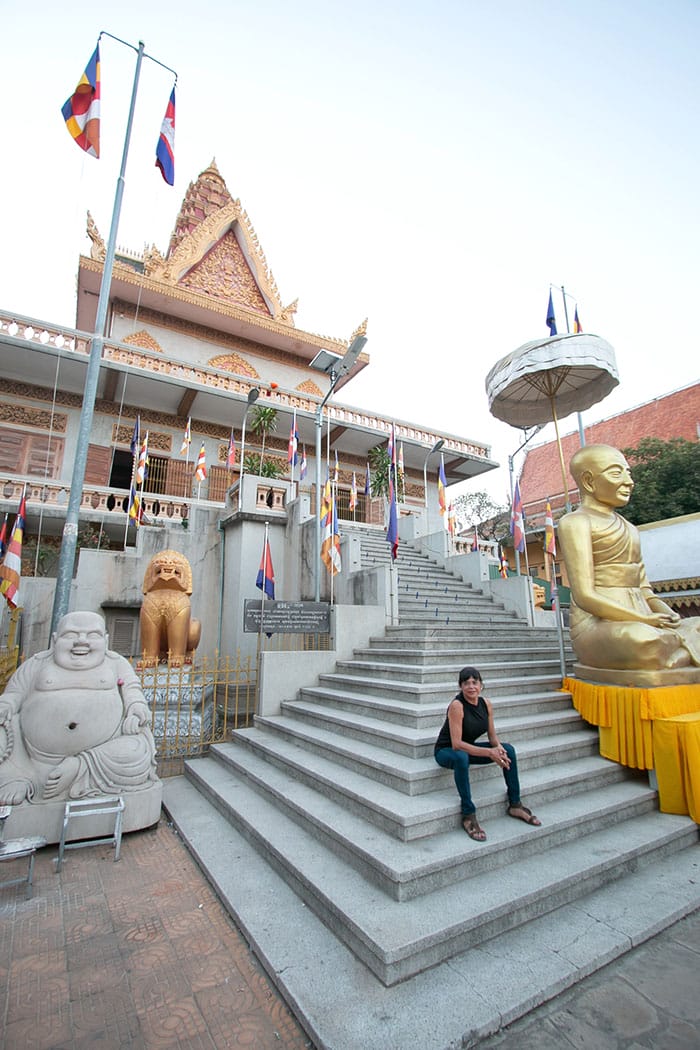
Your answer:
[256,538,275,599]
[155,87,176,186]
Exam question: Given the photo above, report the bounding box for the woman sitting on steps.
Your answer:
[434,665,541,842]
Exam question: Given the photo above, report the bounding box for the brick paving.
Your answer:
[0,818,314,1050]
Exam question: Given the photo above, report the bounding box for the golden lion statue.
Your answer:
[140,550,202,667]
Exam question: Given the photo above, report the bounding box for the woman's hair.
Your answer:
[458,666,482,684]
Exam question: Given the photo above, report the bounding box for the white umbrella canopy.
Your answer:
[485,333,619,428]
[485,332,619,496]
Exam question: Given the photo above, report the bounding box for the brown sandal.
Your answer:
[462,814,487,841]
[507,804,541,827]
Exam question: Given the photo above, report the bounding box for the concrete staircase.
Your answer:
[163,530,700,1049]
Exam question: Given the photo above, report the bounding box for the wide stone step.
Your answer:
[173,755,696,985]
[251,714,597,793]
[162,774,700,1050]
[332,657,565,685]
[308,671,566,704]
[286,694,582,753]
[216,730,621,841]
[360,644,570,665]
[289,685,573,726]
[382,625,567,644]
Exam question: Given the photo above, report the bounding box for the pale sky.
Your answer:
[1,0,698,507]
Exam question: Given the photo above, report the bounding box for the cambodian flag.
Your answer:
[155,87,176,186]
[0,512,8,559]
[256,539,275,599]
[437,457,447,516]
[510,480,525,554]
[300,447,307,480]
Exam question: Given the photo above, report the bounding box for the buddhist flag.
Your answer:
[300,446,307,481]
[349,472,357,512]
[226,429,236,468]
[155,86,176,186]
[0,512,8,560]
[195,442,207,481]
[448,503,457,537]
[398,443,405,477]
[62,44,101,158]
[128,484,144,526]
[546,291,557,336]
[321,482,341,575]
[510,479,525,554]
[256,538,275,599]
[499,546,509,579]
[333,450,339,484]
[573,307,583,333]
[545,500,556,556]
[287,410,299,466]
[0,493,26,608]
[180,418,191,456]
[136,432,149,485]
[437,456,447,516]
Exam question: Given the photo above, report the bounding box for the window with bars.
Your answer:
[0,426,64,478]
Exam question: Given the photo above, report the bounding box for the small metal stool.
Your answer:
[0,805,47,898]
[55,796,125,872]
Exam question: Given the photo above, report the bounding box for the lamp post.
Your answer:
[422,439,445,512]
[310,335,367,602]
[238,387,260,511]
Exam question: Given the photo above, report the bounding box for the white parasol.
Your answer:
[485,332,619,496]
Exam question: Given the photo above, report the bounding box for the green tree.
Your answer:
[368,444,390,499]
[621,437,700,525]
[453,490,510,541]
[243,452,286,479]
[249,405,278,474]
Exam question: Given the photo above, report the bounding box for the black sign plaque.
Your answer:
[243,600,331,634]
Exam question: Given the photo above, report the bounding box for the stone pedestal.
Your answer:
[144,667,215,758]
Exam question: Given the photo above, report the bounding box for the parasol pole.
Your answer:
[561,285,586,447]
[549,394,572,513]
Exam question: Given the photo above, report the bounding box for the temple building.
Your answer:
[0,161,498,657]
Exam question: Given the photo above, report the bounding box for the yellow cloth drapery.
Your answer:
[561,677,700,820]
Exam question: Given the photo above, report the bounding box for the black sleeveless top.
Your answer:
[435,695,489,752]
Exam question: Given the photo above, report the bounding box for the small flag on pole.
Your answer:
[437,456,447,516]
[136,432,149,485]
[62,44,101,158]
[448,503,457,537]
[333,450,339,484]
[499,546,509,579]
[180,418,191,456]
[386,474,399,560]
[510,479,525,554]
[226,429,236,469]
[546,290,557,336]
[256,538,275,599]
[0,493,26,608]
[128,484,144,526]
[300,446,307,481]
[470,528,478,552]
[321,482,342,575]
[155,86,176,186]
[195,443,207,481]
[130,415,141,458]
[349,472,357,512]
[0,512,9,560]
[573,307,583,333]
[544,500,556,557]
[364,462,371,496]
[398,443,404,477]
[287,410,299,466]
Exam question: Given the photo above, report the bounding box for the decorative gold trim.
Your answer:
[208,353,259,378]
[123,330,164,354]
[0,404,68,432]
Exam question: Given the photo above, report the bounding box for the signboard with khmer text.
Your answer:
[243,600,331,635]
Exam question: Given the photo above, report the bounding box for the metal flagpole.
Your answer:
[561,285,586,448]
[51,40,148,633]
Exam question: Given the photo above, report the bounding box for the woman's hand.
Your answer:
[491,745,510,769]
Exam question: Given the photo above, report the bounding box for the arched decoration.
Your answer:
[208,353,259,378]
[297,379,323,397]
[123,330,164,354]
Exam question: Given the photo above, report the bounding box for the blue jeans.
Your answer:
[435,742,521,816]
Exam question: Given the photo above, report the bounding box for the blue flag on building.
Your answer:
[546,291,557,336]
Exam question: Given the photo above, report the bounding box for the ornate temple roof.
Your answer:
[78,161,359,370]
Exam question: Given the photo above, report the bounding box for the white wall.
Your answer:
[638,513,700,582]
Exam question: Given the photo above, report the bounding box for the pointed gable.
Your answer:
[179,229,272,315]
[143,159,296,324]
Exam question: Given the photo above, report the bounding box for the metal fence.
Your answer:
[0,608,20,693]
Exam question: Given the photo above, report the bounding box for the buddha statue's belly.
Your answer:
[22,687,123,756]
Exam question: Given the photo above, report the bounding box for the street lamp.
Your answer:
[238,386,260,510]
[423,439,445,510]
[311,335,367,601]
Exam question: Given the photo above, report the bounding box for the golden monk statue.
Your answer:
[0,611,159,806]
[558,445,700,682]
